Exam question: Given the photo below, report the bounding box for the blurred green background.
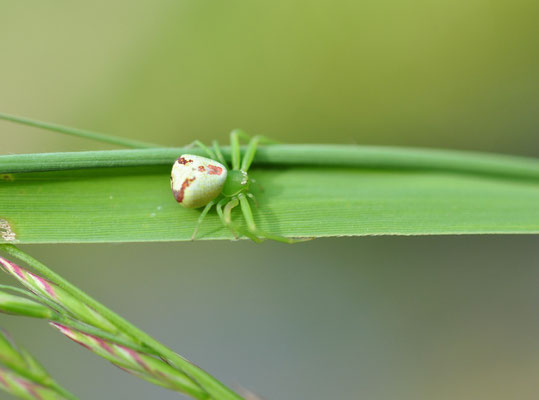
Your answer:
[1,1,538,399]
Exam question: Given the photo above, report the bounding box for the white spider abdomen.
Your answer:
[171,155,227,208]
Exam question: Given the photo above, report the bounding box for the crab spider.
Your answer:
[171,130,300,243]
[0,113,304,243]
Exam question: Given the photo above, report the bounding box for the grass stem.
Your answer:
[0,145,538,181]
[0,112,159,149]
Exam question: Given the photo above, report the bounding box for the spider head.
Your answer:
[222,169,250,197]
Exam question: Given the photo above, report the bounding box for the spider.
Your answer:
[171,130,301,243]
[0,112,304,243]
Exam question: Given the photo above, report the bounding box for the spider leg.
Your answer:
[216,198,239,239]
[240,135,261,172]
[234,226,264,243]
[185,140,216,159]
[229,130,242,170]
[212,140,229,169]
[240,133,281,172]
[191,200,215,240]
[238,193,310,244]
[231,129,279,172]
[237,193,256,232]
[232,129,279,145]
[221,197,263,243]
[223,197,239,226]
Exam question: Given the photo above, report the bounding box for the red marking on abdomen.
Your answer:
[178,157,192,165]
[174,177,196,203]
[207,165,223,175]
[198,166,206,172]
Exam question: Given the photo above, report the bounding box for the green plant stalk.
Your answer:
[0,284,68,316]
[3,112,534,180]
[0,145,538,180]
[0,245,243,400]
[0,291,56,319]
[0,112,159,149]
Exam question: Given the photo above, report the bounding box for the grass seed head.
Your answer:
[0,368,66,400]
[50,323,208,398]
[0,257,117,334]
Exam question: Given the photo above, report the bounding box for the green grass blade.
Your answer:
[0,112,160,149]
[0,147,538,242]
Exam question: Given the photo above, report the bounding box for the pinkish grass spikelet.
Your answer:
[0,330,75,399]
[50,323,208,399]
[0,368,66,400]
[0,246,238,400]
[0,257,117,334]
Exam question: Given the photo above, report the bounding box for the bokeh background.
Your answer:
[1,1,538,399]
